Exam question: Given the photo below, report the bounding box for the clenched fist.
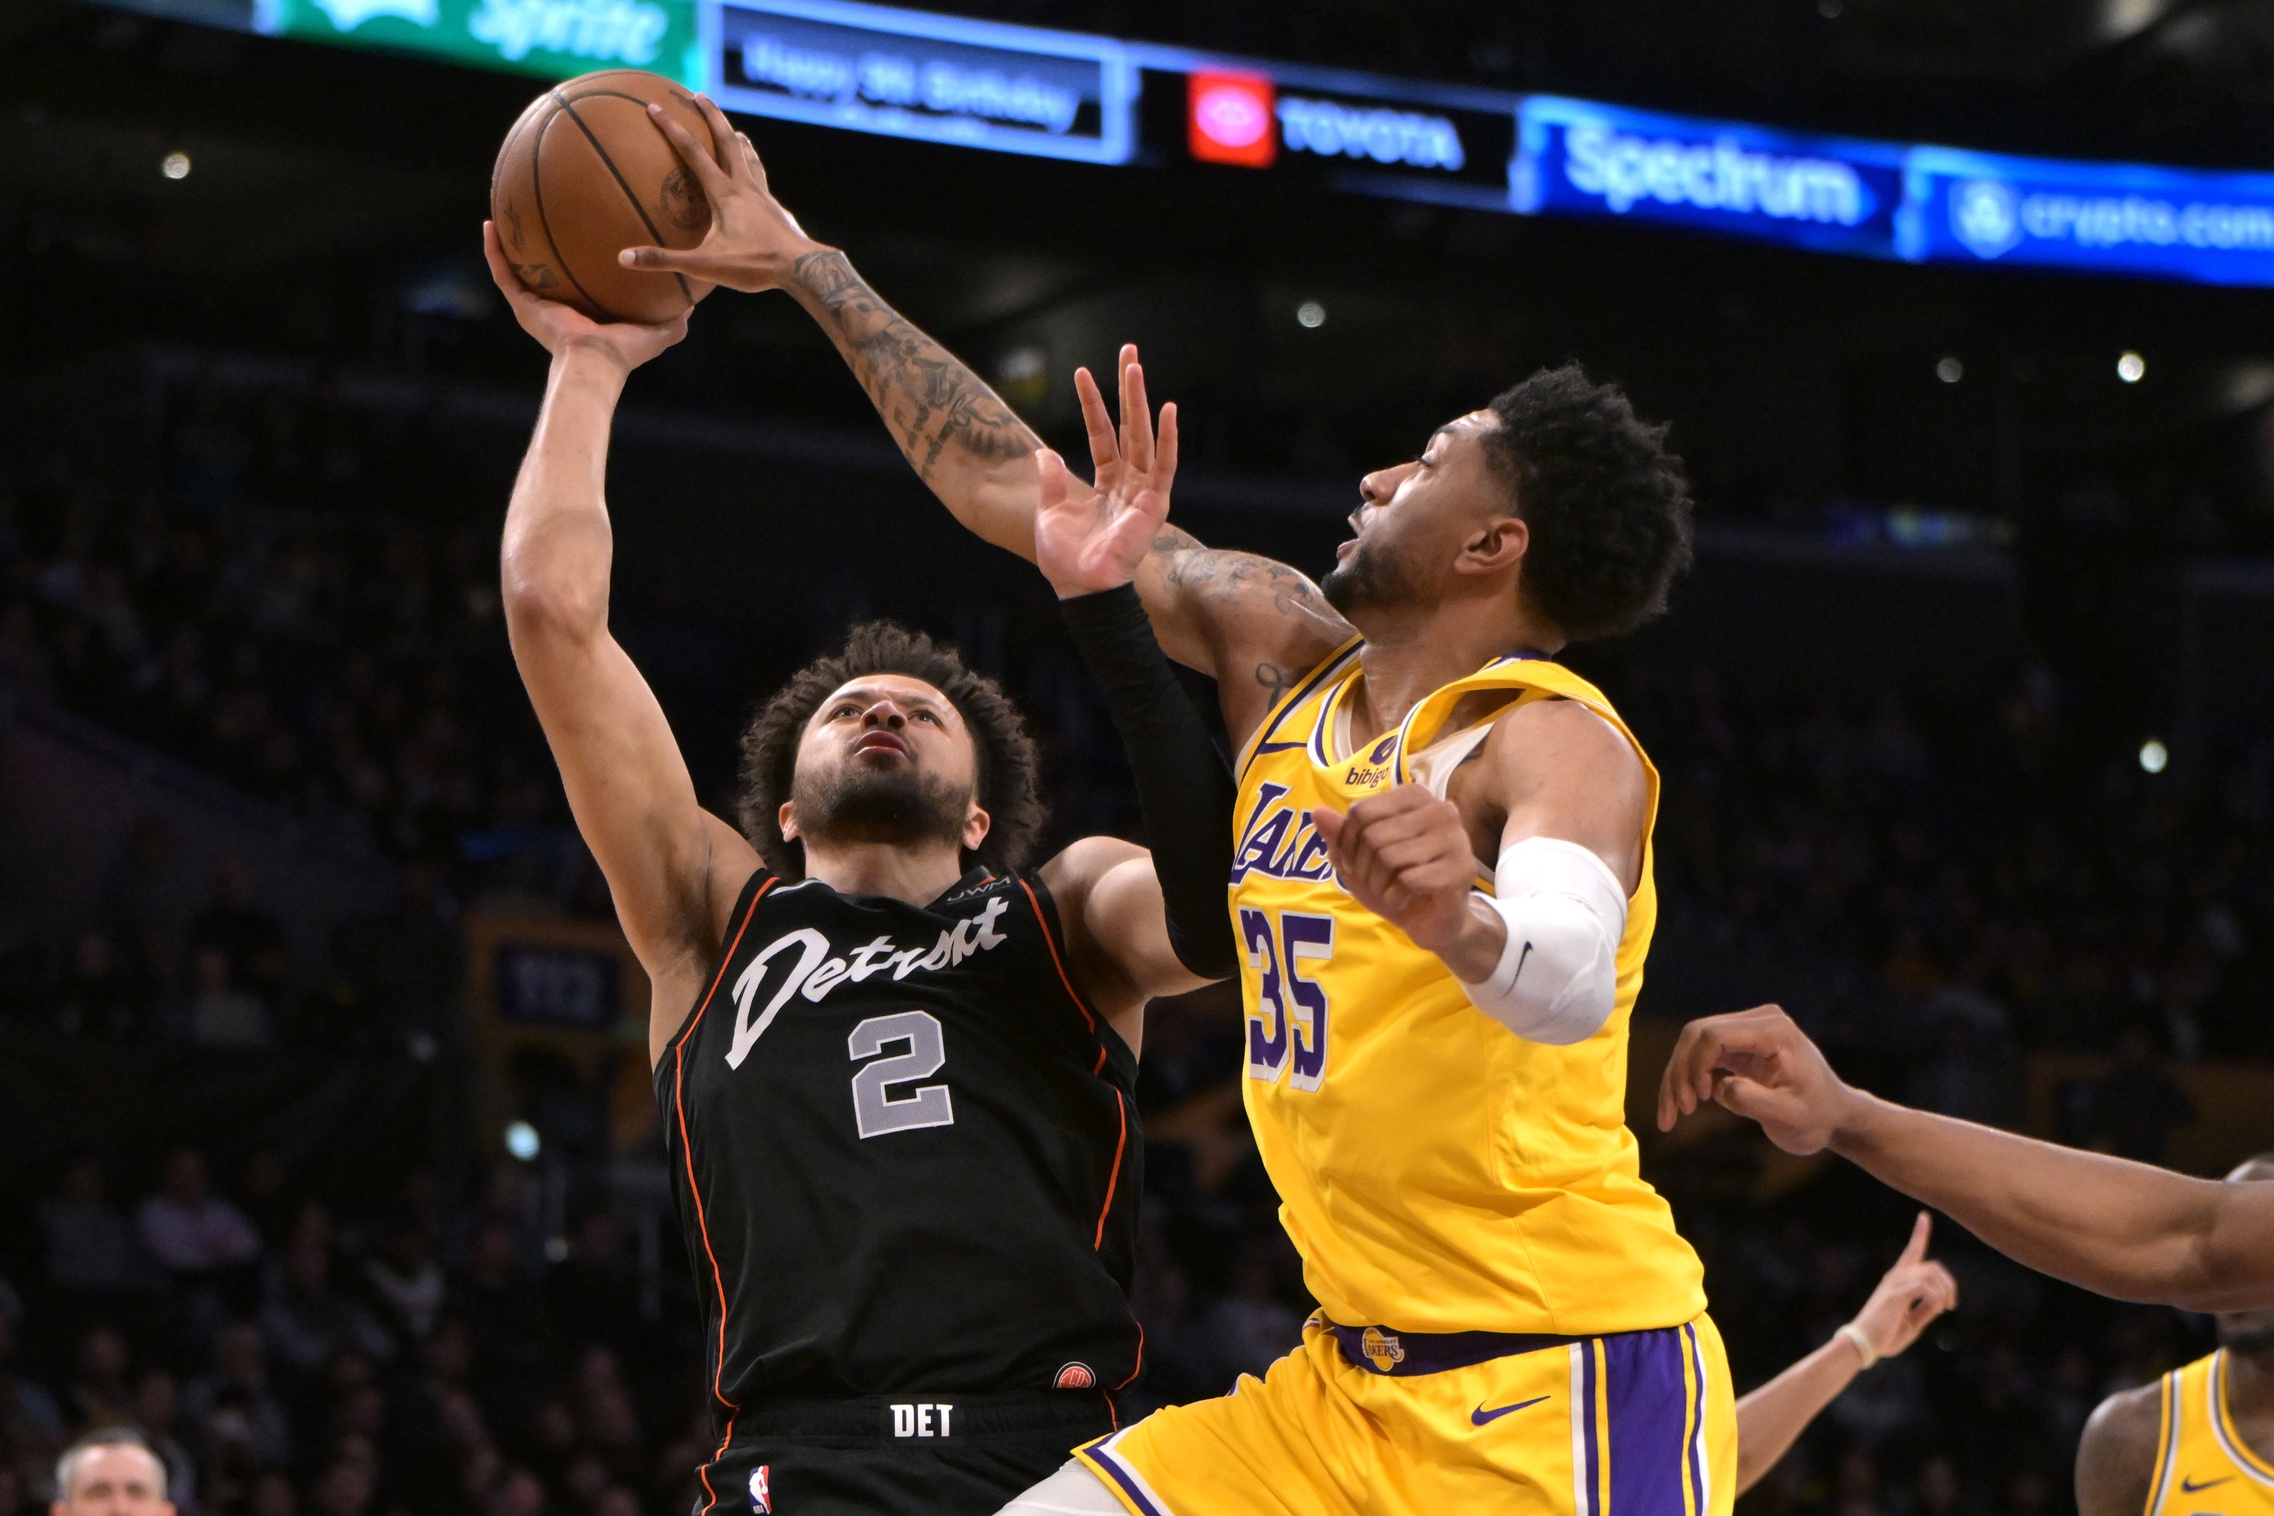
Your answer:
[1312,786,1503,979]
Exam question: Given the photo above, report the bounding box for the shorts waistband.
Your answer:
[727,1391,1115,1441]
[1325,1321,1588,1377]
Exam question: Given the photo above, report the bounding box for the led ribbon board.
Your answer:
[1900,146,2274,286]
[1513,95,1905,257]
[704,0,1134,164]
[258,0,703,84]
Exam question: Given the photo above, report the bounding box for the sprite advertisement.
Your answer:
[255,0,702,86]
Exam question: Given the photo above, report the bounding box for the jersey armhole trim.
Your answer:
[1235,636,1363,784]
[1017,875,1100,1034]
[669,872,776,1059]
[2145,1370,2180,1516]
[670,875,772,1512]
[2211,1350,2274,1485]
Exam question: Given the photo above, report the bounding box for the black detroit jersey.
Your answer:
[658,865,1143,1416]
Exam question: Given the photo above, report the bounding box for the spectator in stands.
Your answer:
[181,1323,291,1470]
[93,822,176,994]
[63,1327,134,1433]
[130,1371,196,1516]
[52,934,146,1042]
[49,1427,174,1516]
[38,1160,151,1300]
[0,1299,64,1456]
[255,1232,391,1381]
[137,1151,260,1281]
[2084,1023,2196,1162]
[185,861,289,1015]
[360,1219,444,1346]
[183,948,268,1050]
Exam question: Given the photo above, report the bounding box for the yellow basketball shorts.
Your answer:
[1075,1313,1734,1516]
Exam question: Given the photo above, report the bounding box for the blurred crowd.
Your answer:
[0,359,2262,1514]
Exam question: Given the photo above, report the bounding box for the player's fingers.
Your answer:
[1657,1020,1721,1127]
[1895,1210,1932,1268]
[1156,401,1179,489]
[1310,805,1346,847]
[691,92,741,170]
[481,222,523,297]
[619,245,710,274]
[1074,367,1119,474]
[647,105,730,192]
[1123,361,1155,476]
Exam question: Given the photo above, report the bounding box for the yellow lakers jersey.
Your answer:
[2147,1351,2274,1516]
[1228,638,1706,1336]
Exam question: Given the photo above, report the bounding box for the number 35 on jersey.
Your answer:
[1240,907,1334,1090]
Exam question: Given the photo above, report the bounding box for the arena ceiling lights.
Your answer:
[95,0,2274,287]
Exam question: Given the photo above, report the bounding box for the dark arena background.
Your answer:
[7,0,2274,1512]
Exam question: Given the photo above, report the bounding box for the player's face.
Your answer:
[783,676,987,855]
[1323,411,1510,617]
[57,1446,174,1516]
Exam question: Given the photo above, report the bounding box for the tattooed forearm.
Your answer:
[792,250,1036,479]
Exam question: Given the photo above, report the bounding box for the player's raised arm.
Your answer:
[485,223,758,1056]
[622,98,1351,740]
[1657,1004,2274,1311]
[1029,391,1240,1038]
[1733,1212,1957,1493]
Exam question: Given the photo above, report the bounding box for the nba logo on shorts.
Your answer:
[747,1465,771,1513]
[1054,1362,1096,1389]
[1360,1327,1405,1373]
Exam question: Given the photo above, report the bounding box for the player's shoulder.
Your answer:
[2076,1377,2168,1516]
[1480,689,1643,779]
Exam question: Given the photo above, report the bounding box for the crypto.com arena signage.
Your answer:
[114,0,2274,286]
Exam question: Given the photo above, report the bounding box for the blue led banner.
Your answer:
[1900,146,2274,287]
[1513,96,1906,258]
[703,0,1134,164]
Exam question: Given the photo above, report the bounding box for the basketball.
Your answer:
[490,69,718,326]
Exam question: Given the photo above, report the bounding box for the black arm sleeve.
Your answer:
[1059,584,1239,980]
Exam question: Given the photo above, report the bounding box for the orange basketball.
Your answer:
[491,69,718,325]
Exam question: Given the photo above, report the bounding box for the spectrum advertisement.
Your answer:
[1512,96,1906,258]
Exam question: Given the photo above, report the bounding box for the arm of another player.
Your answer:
[1657,1004,2274,1311]
[1032,403,1237,1048]
[622,99,1351,741]
[1734,1212,1958,1494]
[1311,699,1646,1038]
[485,224,759,1060]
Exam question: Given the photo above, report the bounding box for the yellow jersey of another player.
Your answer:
[2146,1351,2274,1516]
[1228,638,1705,1337]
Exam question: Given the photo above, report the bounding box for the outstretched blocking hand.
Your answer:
[1850,1212,1960,1360]
[619,94,826,291]
[483,221,688,372]
[1656,1003,1863,1153]
[1035,350,1180,599]
[1311,788,1495,972]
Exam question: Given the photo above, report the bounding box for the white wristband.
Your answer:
[1836,1322,1880,1369]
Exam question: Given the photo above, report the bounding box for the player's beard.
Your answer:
[791,760,970,854]
[1321,535,1423,616]
[2217,1313,2274,1355]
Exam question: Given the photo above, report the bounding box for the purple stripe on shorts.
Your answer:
[1088,1442,1167,1516]
[1605,1325,1693,1516]
[1683,1324,1707,1516]
[1582,1340,1601,1516]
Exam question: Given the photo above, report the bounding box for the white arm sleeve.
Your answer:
[1457,836,1629,1045]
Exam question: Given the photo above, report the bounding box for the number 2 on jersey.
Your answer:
[1240,908,1333,1091]
[848,1010,956,1138]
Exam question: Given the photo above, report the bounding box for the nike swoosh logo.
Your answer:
[1471,1395,1550,1426]
[1255,740,1307,754]
[2181,1476,2235,1493]
[1511,941,1534,984]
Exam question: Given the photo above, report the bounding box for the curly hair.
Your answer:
[735,622,1046,880]
[1479,364,1695,642]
